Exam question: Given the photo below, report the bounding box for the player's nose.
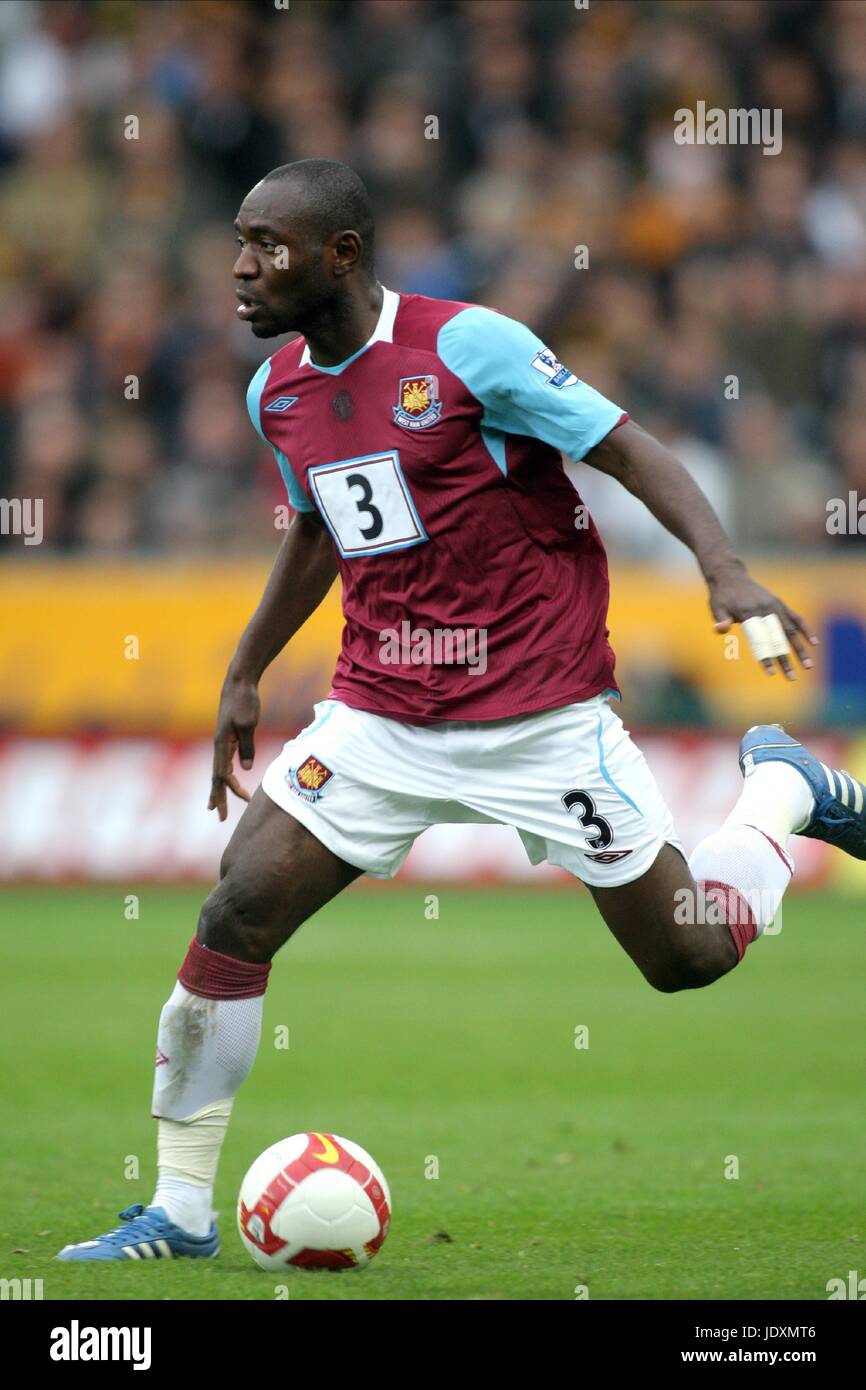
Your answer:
[233,245,259,279]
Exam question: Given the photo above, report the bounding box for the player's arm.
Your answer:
[582,419,817,679]
[209,509,337,820]
[437,306,816,681]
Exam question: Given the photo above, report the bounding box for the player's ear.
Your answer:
[330,229,363,278]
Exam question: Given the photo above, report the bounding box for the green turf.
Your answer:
[1,886,863,1301]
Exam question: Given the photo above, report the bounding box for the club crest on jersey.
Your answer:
[265,395,299,412]
[530,349,578,389]
[287,755,334,802]
[393,375,442,430]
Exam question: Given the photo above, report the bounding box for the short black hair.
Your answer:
[262,159,375,270]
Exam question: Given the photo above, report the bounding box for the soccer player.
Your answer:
[58,161,866,1261]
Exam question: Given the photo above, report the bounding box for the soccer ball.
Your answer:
[237,1132,391,1271]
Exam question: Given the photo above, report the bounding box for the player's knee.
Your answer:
[198,874,280,963]
[642,937,732,993]
[644,964,697,994]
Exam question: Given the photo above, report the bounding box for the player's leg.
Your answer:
[589,720,866,991]
[56,794,362,1261]
[585,842,740,992]
[504,698,865,992]
[580,718,810,991]
[58,699,438,1261]
[197,784,363,960]
[454,696,740,989]
[148,790,363,1228]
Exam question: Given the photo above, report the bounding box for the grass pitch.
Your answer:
[1,885,863,1301]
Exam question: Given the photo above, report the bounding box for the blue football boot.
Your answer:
[739,724,866,859]
[55,1203,219,1261]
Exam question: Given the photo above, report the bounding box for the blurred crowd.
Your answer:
[0,0,864,557]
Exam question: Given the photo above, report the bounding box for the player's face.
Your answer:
[233,183,333,338]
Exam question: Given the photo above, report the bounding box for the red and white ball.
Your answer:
[237,1132,391,1271]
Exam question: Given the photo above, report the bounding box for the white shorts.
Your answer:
[261,693,682,887]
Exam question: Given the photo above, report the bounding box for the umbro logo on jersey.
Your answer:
[265,396,299,412]
[530,349,578,389]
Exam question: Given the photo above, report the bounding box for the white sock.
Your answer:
[727,759,814,842]
[688,760,812,950]
[152,1176,215,1237]
[150,978,265,1233]
[689,822,792,939]
[152,981,264,1119]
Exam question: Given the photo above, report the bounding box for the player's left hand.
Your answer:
[708,568,818,680]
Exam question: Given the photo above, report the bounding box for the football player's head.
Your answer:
[233,159,376,337]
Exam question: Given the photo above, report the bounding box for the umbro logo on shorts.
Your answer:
[585,849,633,863]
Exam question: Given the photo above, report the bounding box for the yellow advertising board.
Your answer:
[0,558,863,734]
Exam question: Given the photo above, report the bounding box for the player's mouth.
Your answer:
[236,293,265,321]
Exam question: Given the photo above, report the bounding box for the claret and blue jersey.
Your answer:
[247,288,628,724]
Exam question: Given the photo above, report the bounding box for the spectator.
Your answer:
[0,0,861,561]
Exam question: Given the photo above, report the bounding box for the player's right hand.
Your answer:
[209,675,261,821]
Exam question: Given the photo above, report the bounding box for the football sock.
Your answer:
[150,938,270,1235]
[688,761,814,960]
[153,1107,231,1236]
[725,757,814,842]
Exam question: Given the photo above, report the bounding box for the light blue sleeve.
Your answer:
[437,306,625,468]
[246,359,315,513]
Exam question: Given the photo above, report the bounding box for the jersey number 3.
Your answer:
[308,451,428,558]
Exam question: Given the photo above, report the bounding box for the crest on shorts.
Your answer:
[393,375,442,430]
[288,755,334,803]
